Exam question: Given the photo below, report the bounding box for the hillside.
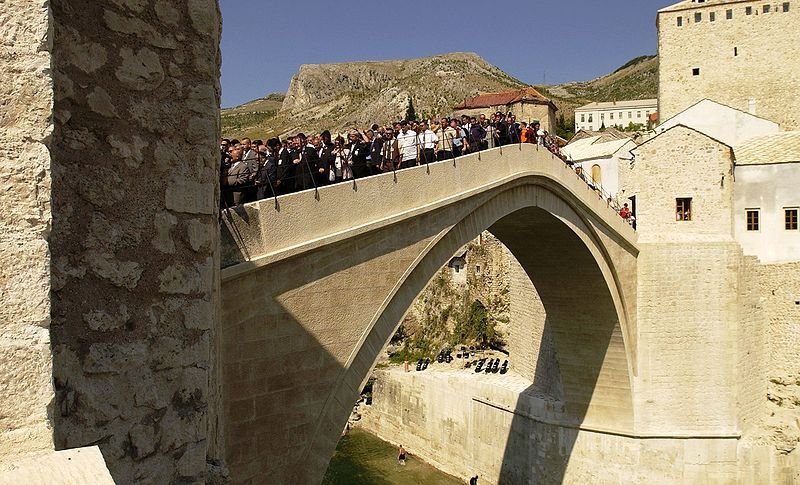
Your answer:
[222,53,526,139]
[538,55,659,120]
[221,54,659,139]
[220,93,284,138]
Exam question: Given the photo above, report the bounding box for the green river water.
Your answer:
[322,428,464,485]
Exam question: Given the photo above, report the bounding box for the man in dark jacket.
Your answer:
[365,129,384,176]
[256,138,280,200]
[276,137,295,195]
[293,133,320,192]
[469,121,486,153]
[347,130,370,179]
[317,130,335,186]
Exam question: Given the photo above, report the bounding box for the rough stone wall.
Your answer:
[47,0,221,483]
[658,0,800,130]
[0,0,55,462]
[758,261,800,454]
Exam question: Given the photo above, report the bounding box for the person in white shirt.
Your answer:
[396,121,418,169]
[416,121,438,164]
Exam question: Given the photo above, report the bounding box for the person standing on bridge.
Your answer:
[436,117,456,161]
[380,128,400,172]
[397,121,418,170]
[416,121,438,164]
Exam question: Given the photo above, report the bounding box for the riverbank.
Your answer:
[322,428,463,485]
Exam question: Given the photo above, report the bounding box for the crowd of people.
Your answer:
[219,112,566,207]
[220,111,634,227]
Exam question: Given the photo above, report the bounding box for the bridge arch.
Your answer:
[298,181,635,482]
[219,147,638,483]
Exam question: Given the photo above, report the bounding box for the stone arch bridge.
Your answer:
[220,145,639,483]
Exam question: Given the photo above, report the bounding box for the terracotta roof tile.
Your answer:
[455,87,553,110]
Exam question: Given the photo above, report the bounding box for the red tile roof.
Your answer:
[455,87,555,110]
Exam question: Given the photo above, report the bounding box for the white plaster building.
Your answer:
[575,99,657,132]
[561,135,637,198]
[733,132,800,263]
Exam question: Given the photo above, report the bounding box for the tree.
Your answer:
[555,114,575,140]
[404,97,418,123]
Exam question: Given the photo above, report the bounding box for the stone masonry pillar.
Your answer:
[0,0,56,463]
[47,1,222,482]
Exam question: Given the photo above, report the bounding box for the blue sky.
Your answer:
[220,1,676,108]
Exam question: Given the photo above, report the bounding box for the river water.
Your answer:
[322,428,463,485]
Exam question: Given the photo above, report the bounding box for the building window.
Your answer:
[710,11,716,21]
[695,12,702,22]
[727,8,733,18]
[676,198,692,221]
[637,111,642,118]
[610,113,614,120]
[746,6,753,14]
[601,113,605,120]
[746,209,760,231]
[677,16,683,26]
[763,4,771,13]
[476,265,481,273]
[692,68,701,76]
[786,208,799,230]
[784,2,790,12]
[628,111,632,118]
[588,114,593,123]
[581,114,585,122]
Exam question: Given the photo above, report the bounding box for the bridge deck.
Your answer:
[221,144,637,274]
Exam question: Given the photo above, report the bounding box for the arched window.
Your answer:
[591,164,602,185]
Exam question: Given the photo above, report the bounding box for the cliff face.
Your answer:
[281,52,525,122]
[223,52,525,138]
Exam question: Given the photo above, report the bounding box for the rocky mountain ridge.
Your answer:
[221,53,658,139]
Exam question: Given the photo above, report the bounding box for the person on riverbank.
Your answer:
[398,445,407,465]
[469,475,478,485]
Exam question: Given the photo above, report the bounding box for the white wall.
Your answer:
[576,103,656,132]
[575,156,621,197]
[734,163,800,263]
[658,99,779,146]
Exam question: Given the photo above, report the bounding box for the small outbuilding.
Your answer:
[453,87,558,134]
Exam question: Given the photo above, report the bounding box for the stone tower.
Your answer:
[657,0,800,129]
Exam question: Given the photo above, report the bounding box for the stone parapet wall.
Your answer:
[0,0,55,462]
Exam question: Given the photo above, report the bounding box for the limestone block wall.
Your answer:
[626,125,734,243]
[0,0,55,462]
[658,0,800,130]
[736,256,767,436]
[634,242,755,436]
[46,1,222,483]
[758,261,800,453]
[505,245,559,394]
[363,368,750,484]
